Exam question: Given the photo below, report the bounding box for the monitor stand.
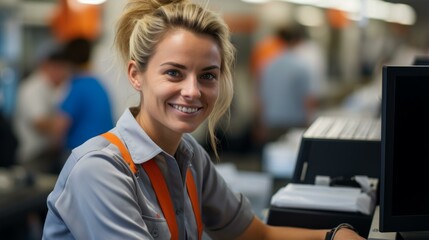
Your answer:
[368,206,396,240]
[398,231,429,240]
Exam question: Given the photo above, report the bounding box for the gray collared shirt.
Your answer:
[42,109,254,240]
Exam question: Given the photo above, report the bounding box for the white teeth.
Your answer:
[172,104,199,113]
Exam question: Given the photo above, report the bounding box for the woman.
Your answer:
[42,0,365,239]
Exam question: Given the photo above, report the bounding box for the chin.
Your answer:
[179,127,198,134]
[173,124,200,134]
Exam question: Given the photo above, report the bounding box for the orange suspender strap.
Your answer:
[101,132,203,240]
[143,161,203,240]
[142,160,180,240]
[186,170,203,239]
[101,132,138,174]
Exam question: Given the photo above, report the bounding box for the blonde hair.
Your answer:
[115,0,235,159]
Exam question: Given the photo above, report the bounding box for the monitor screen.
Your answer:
[380,65,429,236]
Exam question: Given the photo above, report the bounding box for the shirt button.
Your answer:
[151,227,159,238]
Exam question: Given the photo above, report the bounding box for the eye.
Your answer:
[200,72,217,81]
[165,69,182,78]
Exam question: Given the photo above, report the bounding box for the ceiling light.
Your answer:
[78,0,106,4]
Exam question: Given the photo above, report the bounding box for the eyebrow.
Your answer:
[160,62,220,71]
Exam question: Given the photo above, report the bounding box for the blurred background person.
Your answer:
[38,37,114,170]
[0,49,19,168]
[249,26,290,150]
[13,42,70,173]
[258,23,317,144]
[251,23,327,147]
[292,24,328,107]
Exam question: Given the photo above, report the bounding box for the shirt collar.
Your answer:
[116,109,162,164]
[115,108,195,164]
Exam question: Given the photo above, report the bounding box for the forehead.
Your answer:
[150,28,222,67]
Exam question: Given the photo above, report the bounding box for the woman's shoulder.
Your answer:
[60,135,133,181]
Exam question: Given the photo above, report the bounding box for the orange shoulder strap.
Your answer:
[142,161,180,240]
[101,132,137,174]
[186,170,203,239]
[101,132,203,240]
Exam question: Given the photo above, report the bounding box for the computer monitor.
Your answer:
[380,65,429,239]
[413,56,429,66]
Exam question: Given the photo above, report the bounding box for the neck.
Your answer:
[135,113,181,156]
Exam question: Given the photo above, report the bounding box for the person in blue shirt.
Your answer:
[60,38,114,150]
[39,38,114,169]
[259,24,317,143]
[42,0,364,239]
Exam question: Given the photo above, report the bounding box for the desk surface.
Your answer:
[267,206,372,238]
[0,173,57,228]
[367,206,396,240]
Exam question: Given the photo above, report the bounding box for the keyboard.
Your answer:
[303,116,381,141]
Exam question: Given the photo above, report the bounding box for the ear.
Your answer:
[128,60,142,91]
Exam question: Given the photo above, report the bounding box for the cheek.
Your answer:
[141,83,167,105]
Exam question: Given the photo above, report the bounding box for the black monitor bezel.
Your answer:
[380,65,429,232]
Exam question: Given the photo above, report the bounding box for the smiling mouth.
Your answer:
[170,104,201,113]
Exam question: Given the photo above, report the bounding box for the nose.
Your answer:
[181,76,201,99]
